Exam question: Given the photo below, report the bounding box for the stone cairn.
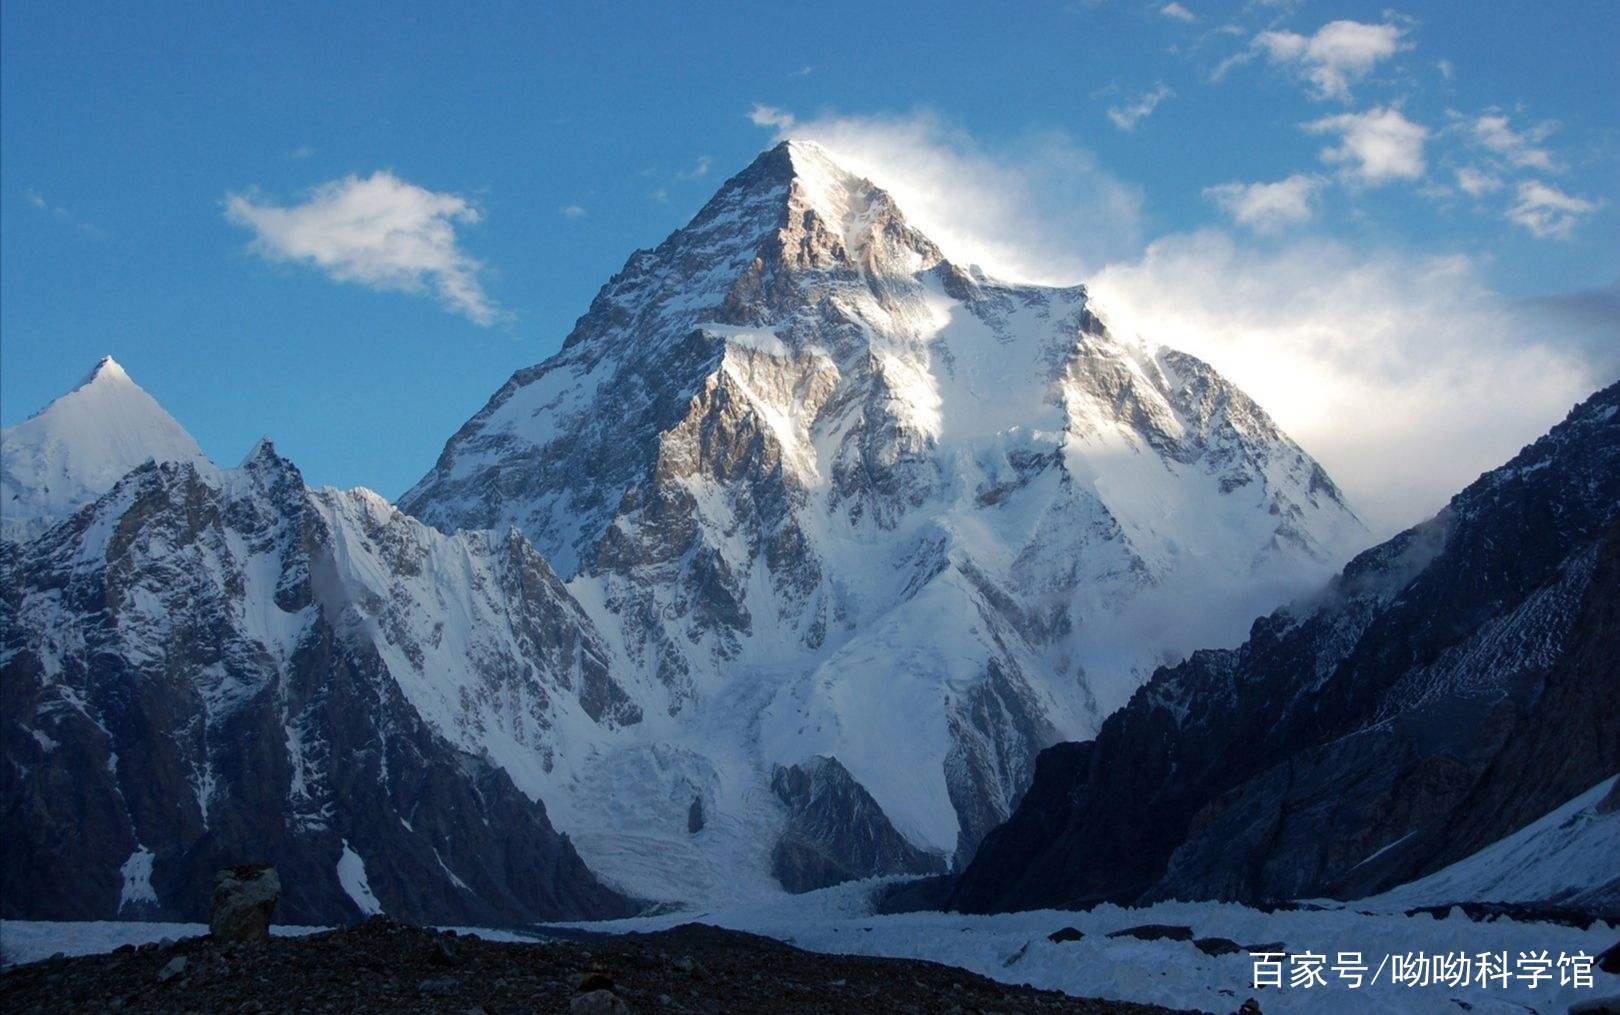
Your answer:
[209,863,281,943]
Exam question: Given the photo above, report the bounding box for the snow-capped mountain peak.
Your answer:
[2,355,210,542]
[401,143,1369,902]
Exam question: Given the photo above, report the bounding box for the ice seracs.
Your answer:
[2,355,210,542]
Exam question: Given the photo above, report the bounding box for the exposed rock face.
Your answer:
[952,382,1620,914]
[400,141,1366,897]
[210,864,280,942]
[769,757,946,893]
[0,442,635,924]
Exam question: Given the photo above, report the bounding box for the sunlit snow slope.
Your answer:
[402,141,1368,901]
[2,357,209,542]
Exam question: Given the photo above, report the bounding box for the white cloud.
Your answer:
[559,204,587,219]
[748,104,796,130]
[1507,181,1600,239]
[225,171,496,324]
[1203,174,1324,232]
[1107,83,1175,131]
[1255,20,1406,101]
[1454,166,1502,197]
[1305,106,1429,184]
[1091,231,1603,535]
[1160,3,1197,22]
[746,107,1142,282]
[1471,113,1557,171]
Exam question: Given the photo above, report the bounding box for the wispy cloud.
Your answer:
[22,189,103,237]
[559,204,587,219]
[1160,3,1197,23]
[748,104,797,130]
[224,171,498,325]
[1253,19,1407,101]
[1203,174,1324,232]
[677,155,714,180]
[1107,83,1175,131]
[1471,112,1557,171]
[1507,181,1601,239]
[1454,167,1502,197]
[1304,106,1429,184]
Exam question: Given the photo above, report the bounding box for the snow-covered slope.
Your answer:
[402,141,1368,899]
[1,357,209,543]
[1372,775,1620,913]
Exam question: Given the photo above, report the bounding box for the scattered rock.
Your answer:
[209,864,281,943]
[156,956,186,984]
[1107,925,1194,943]
[1569,997,1620,1015]
[1241,942,1286,955]
[418,977,457,995]
[1047,926,1084,944]
[688,795,705,834]
[1003,942,1030,967]
[1597,938,1620,975]
[0,918,1196,1014]
[430,937,463,967]
[1236,1000,1262,1015]
[571,989,629,1014]
[1194,937,1243,956]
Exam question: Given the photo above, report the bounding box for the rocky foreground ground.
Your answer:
[0,917,1204,1014]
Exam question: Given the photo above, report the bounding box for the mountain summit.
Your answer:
[401,142,1367,899]
[2,356,208,542]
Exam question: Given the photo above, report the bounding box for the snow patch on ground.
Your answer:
[556,880,1619,1014]
[116,848,157,912]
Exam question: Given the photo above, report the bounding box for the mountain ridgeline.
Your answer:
[951,381,1620,916]
[3,142,1610,925]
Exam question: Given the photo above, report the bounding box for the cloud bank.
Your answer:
[225,171,497,325]
[1090,232,1603,535]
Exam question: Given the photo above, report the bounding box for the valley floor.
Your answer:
[0,915,1186,1014]
[5,880,1616,1013]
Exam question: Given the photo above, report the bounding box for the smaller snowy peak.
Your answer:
[2,356,210,543]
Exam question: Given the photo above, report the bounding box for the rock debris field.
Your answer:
[0,917,1199,1014]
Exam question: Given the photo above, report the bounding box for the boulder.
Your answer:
[570,989,629,1014]
[209,864,281,943]
[1105,923,1193,942]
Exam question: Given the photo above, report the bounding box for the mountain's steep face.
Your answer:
[2,357,208,543]
[403,141,1366,895]
[1,440,635,924]
[951,382,1620,915]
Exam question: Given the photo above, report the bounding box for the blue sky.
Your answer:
[3,1,1616,529]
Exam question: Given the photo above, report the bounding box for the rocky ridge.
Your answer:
[952,382,1620,915]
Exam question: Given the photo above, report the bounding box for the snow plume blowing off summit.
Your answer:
[399,140,1367,902]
